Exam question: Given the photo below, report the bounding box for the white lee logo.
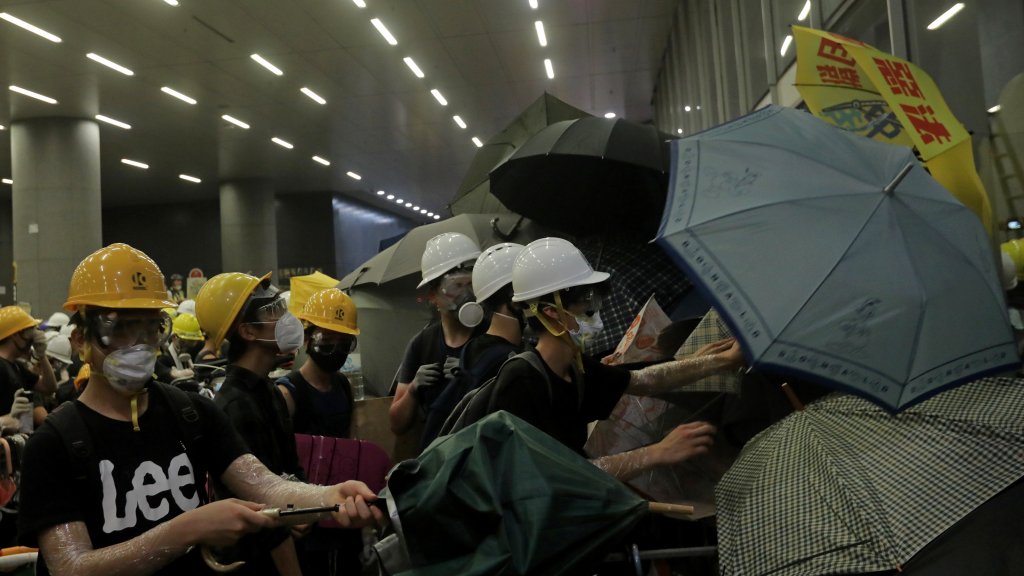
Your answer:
[100,453,200,533]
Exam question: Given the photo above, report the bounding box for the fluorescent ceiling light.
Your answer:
[121,158,149,169]
[9,85,57,104]
[395,197,403,204]
[405,202,413,207]
[780,34,793,56]
[163,0,179,5]
[797,0,811,21]
[433,215,441,220]
[312,155,331,166]
[684,105,692,112]
[250,53,284,76]
[346,171,362,180]
[420,209,428,214]
[677,128,683,134]
[161,86,196,105]
[927,3,965,29]
[403,57,425,78]
[453,115,467,129]
[95,114,131,129]
[222,114,250,129]
[179,174,201,183]
[353,0,366,7]
[544,58,554,79]
[472,137,483,147]
[377,190,386,196]
[86,53,134,76]
[300,87,326,105]
[371,18,398,45]
[386,194,395,200]
[604,112,616,119]
[427,212,434,217]
[529,0,538,8]
[430,89,448,106]
[0,125,5,130]
[0,12,62,43]
[1,179,11,185]
[412,205,419,210]
[988,104,1002,114]
[535,21,547,47]
[271,137,294,149]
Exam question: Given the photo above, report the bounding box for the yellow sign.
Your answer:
[793,26,991,232]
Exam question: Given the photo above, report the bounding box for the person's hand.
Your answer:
[693,337,735,358]
[10,390,32,419]
[441,356,459,378]
[170,367,195,380]
[178,499,276,548]
[412,363,444,400]
[324,480,386,528]
[716,339,745,369]
[31,330,48,360]
[650,422,716,466]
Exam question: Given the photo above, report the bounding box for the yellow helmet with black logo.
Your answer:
[0,306,40,341]
[195,272,272,349]
[298,288,359,335]
[64,243,177,313]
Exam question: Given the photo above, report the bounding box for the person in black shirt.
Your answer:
[389,232,483,443]
[0,305,56,434]
[18,244,382,576]
[196,271,311,576]
[484,238,745,480]
[277,287,361,576]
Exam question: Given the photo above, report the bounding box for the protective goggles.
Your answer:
[239,283,287,324]
[310,330,357,355]
[538,287,604,318]
[438,271,473,299]
[92,311,172,349]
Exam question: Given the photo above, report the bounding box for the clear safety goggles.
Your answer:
[539,287,604,319]
[93,311,172,349]
[438,271,473,299]
[310,329,357,355]
[239,283,287,324]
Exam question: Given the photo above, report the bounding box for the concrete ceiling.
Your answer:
[0,0,676,219]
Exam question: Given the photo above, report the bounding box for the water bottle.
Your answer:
[18,390,33,433]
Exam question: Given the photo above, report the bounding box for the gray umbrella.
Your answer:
[450,93,590,215]
[655,105,1018,411]
[715,377,1024,576]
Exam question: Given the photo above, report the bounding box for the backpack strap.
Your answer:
[45,401,93,482]
[147,382,204,445]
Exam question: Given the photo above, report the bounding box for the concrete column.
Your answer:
[219,179,277,275]
[11,118,103,316]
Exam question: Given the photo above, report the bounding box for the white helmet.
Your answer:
[46,334,73,365]
[45,312,70,330]
[418,232,482,289]
[512,237,609,302]
[472,243,526,302]
[59,323,76,337]
[177,299,197,316]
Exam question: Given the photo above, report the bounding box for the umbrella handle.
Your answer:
[781,382,805,411]
[647,502,695,516]
[201,546,245,573]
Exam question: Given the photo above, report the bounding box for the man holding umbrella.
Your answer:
[463,237,744,480]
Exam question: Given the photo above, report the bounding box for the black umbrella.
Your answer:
[489,117,674,237]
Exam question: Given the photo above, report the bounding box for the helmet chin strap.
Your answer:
[528,292,585,374]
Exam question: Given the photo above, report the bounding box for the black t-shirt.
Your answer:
[0,356,37,413]
[462,334,521,385]
[487,352,630,455]
[215,366,301,477]
[278,370,353,438]
[18,384,248,575]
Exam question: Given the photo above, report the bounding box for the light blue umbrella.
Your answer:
[655,105,1018,412]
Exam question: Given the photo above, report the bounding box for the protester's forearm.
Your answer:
[590,446,658,481]
[40,520,190,576]
[627,355,733,396]
[224,454,333,509]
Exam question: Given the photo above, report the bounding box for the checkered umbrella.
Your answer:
[715,377,1024,576]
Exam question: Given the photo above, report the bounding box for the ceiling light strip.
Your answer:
[250,53,284,76]
[95,114,131,129]
[272,137,294,149]
[161,86,197,104]
[430,89,448,106]
[535,21,547,46]
[86,53,134,75]
[300,87,326,104]
[121,158,149,169]
[0,12,61,43]
[221,114,250,129]
[179,174,201,183]
[371,18,398,45]
[9,85,57,104]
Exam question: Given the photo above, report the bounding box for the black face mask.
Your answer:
[308,348,349,373]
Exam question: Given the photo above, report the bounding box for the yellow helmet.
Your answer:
[0,306,39,341]
[195,271,272,349]
[172,313,204,341]
[64,243,176,313]
[298,288,360,335]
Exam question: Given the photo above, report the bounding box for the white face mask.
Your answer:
[102,344,158,395]
[272,313,305,353]
[569,311,604,351]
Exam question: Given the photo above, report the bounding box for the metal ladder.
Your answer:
[990,111,1024,224]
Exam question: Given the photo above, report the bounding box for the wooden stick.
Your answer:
[648,502,695,516]
[781,382,805,411]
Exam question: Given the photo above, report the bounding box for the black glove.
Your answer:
[412,363,444,401]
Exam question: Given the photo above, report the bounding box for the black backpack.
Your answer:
[46,382,205,483]
[438,349,564,437]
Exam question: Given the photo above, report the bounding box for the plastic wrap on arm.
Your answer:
[590,446,655,482]
[223,454,333,509]
[627,354,733,396]
[40,521,189,576]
